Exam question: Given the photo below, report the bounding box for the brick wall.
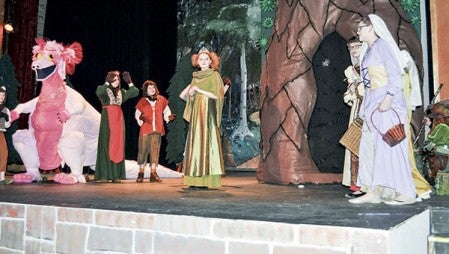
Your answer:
[0,202,427,254]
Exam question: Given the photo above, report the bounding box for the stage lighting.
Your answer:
[4,21,14,33]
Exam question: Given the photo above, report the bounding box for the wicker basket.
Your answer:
[339,118,363,157]
[371,108,406,147]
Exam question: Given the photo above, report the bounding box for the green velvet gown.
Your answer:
[182,69,225,188]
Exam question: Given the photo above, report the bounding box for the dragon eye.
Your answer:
[34,53,42,59]
[46,54,54,60]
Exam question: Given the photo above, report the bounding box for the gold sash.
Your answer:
[368,66,387,91]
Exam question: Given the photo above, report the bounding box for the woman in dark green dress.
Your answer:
[95,71,139,182]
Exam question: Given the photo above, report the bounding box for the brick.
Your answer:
[153,214,211,235]
[154,234,225,254]
[24,238,55,254]
[274,245,350,254]
[40,240,56,253]
[135,230,155,253]
[1,219,24,250]
[57,207,94,224]
[95,210,154,229]
[55,224,88,254]
[26,205,56,240]
[298,225,350,247]
[24,240,41,254]
[0,203,25,218]
[88,226,133,253]
[214,219,294,242]
[228,241,270,254]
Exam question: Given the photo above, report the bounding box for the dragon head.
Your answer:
[31,38,83,81]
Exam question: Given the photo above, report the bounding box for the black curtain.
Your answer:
[6,0,39,129]
[44,0,178,163]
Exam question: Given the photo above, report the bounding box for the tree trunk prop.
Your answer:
[258,0,423,184]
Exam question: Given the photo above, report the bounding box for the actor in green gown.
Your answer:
[95,71,139,182]
[181,48,225,189]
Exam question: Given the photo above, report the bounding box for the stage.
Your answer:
[0,170,446,253]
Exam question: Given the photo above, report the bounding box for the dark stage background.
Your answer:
[43,0,178,165]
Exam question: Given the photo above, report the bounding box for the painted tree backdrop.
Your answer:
[258,0,424,184]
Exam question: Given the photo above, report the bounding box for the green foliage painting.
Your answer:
[168,0,264,166]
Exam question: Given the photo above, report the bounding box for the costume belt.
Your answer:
[368,66,387,91]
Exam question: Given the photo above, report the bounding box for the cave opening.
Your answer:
[309,32,353,173]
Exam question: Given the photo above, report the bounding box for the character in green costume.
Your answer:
[180,48,225,189]
[95,71,139,183]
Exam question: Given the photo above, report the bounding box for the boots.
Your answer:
[349,188,381,204]
[136,170,144,183]
[150,172,162,183]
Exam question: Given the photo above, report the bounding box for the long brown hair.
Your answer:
[107,70,121,96]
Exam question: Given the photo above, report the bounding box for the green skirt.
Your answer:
[184,175,221,189]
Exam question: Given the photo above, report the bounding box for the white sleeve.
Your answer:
[163,106,172,123]
[13,97,39,114]
[135,109,143,126]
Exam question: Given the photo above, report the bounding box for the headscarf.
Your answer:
[359,14,407,74]
[359,14,422,109]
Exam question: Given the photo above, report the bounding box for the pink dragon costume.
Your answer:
[10,38,101,184]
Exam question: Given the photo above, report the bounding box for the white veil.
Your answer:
[359,14,407,74]
[359,14,422,109]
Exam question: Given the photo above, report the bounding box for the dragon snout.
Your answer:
[33,64,57,81]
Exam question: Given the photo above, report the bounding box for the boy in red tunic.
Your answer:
[135,80,175,183]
